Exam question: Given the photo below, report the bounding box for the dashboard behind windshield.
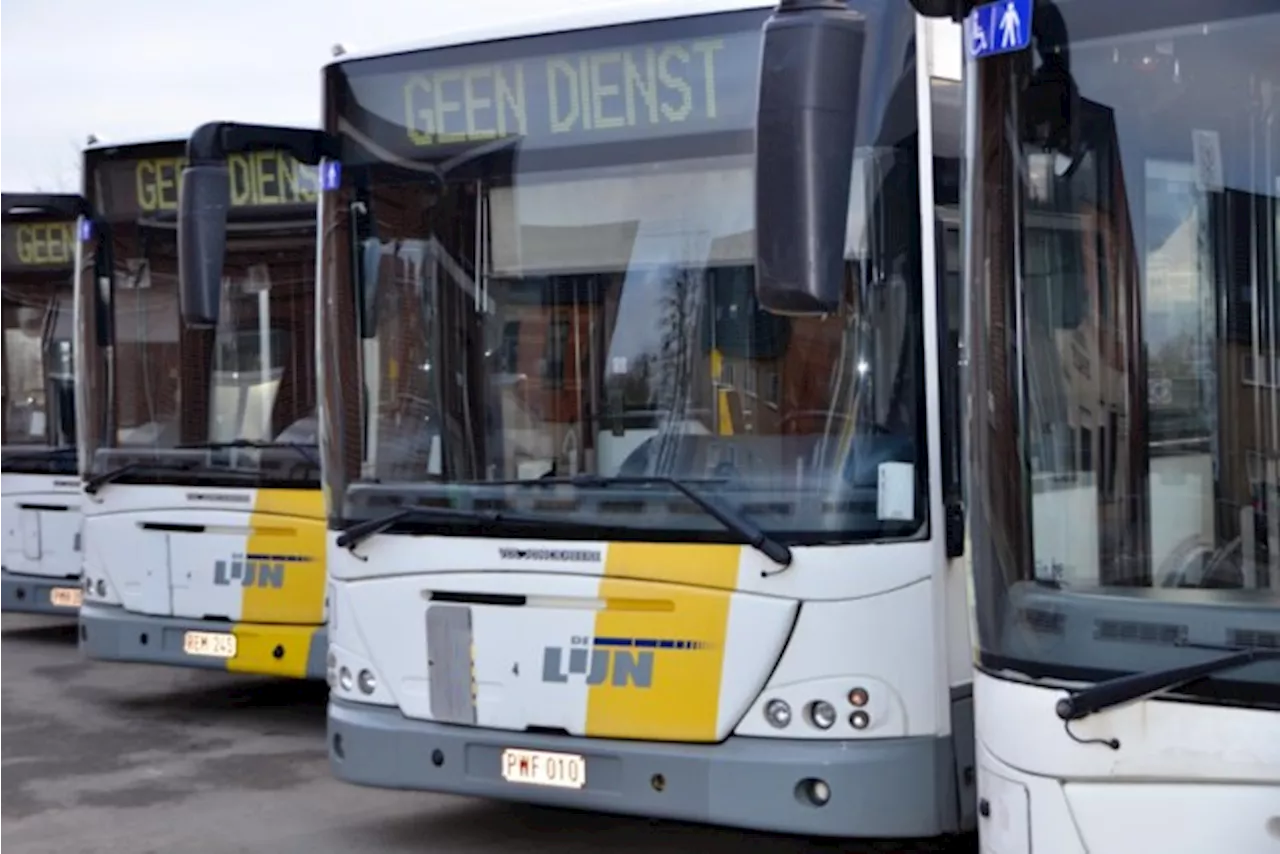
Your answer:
[319,3,941,544]
[967,0,1280,707]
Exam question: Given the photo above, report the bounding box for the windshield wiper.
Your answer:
[524,475,793,569]
[1055,644,1280,724]
[84,458,199,496]
[178,440,318,465]
[336,505,564,552]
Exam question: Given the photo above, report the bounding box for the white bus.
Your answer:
[762,0,1280,851]
[74,134,330,680]
[2,193,88,617]
[176,0,974,838]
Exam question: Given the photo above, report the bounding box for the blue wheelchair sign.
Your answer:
[967,0,1033,60]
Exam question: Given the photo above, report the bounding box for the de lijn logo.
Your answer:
[213,554,288,589]
[541,636,712,688]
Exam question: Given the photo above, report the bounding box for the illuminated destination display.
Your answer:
[1,221,78,271]
[338,24,763,160]
[92,150,320,220]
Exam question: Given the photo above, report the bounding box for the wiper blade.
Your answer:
[178,440,318,465]
[83,458,199,495]
[336,505,560,552]
[1055,645,1280,722]
[528,475,793,568]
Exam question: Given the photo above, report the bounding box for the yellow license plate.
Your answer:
[500,748,586,789]
[182,631,237,659]
[50,587,83,608]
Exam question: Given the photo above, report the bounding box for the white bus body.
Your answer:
[313,0,975,838]
[952,0,1278,850]
[2,193,87,617]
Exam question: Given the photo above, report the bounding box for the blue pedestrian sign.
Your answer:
[967,0,1033,60]
[321,161,342,192]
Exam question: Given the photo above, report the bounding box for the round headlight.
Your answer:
[808,700,837,730]
[764,698,792,728]
[95,579,107,597]
[338,666,353,691]
[850,709,871,730]
[357,669,377,695]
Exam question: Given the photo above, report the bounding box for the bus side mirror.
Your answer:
[177,165,231,328]
[753,1,866,317]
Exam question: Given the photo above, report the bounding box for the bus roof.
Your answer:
[82,128,322,156]
[329,0,776,66]
[84,133,190,153]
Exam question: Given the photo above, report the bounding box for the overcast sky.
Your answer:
[1,0,595,190]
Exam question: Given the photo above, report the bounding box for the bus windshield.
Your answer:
[2,216,77,474]
[967,0,1279,708]
[320,2,932,544]
[80,145,321,489]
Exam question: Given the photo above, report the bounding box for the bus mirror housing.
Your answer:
[177,165,230,328]
[177,121,338,330]
[753,0,867,317]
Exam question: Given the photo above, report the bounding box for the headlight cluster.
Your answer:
[762,686,873,732]
[326,649,379,698]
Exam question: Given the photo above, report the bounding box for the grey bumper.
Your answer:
[1,568,82,616]
[79,602,328,680]
[328,697,966,838]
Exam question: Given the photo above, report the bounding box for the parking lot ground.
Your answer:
[3,613,977,854]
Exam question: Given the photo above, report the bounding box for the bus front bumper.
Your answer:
[1,568,83,616]
[328,697,966,838]
[78,602,327,680]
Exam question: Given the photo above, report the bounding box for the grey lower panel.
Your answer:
[78,603,230,671]
[78,604,329,680]
[78,606,330,681]
[305,627,329,681]
[1,568,81,616]
[329,698,965,838]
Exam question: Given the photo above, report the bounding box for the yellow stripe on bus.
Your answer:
[227,488,328,678]
[227,622,323,679]
[584,542,740,741]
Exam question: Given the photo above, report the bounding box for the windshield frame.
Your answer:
[75,143,323,491]
[317,2,949,546]
[964,0,1280,710]
[2,211,80,474]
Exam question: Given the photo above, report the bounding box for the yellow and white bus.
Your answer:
[177,0,973,838]
[75,133,330,679]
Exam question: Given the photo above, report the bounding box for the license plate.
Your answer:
[49,587,83,608]
[182,631,237,659]
[500,748,586,789]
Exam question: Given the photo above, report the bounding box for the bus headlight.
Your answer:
[807,700,837,730]
[357,669,377,695]
[339,666,353,691]
[764,698,792,728]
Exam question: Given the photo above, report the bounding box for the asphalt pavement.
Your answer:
[2,612,978,854]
